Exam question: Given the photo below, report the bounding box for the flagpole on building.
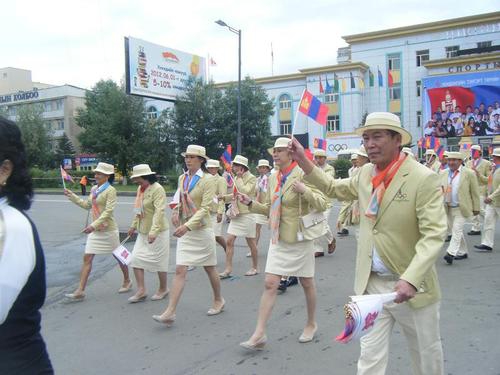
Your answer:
[271,42,274,76]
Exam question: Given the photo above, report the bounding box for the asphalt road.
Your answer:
[30,194,500,375]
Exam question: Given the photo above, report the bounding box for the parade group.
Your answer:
[2,111,499,375]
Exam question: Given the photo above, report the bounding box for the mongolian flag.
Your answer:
[60,166,74,183]
[313,137,327,150]
[319,76,324,94]
[436,145,446,159]
[427,85,500,112]
[425,136,440,150]
[220,144,232,171]
[461,143,472,151]
[417,137,425,149]
[298,90,329,126]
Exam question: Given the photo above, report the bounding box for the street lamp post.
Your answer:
[215,20,242,154]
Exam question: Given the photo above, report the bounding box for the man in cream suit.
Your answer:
[290,112,446,375]
[441,152,480,265]
[474,147,500,252]
[425,149,441,173]
[465,145,490,236]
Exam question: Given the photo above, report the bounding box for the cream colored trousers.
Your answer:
[445,207,468,256]
[470,194,486,232]
[357,273,443,375]
[481,204,499,248]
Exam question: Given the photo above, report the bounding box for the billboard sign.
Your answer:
[320,135,363,158]
[125,37,206,101]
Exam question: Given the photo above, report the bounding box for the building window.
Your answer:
[278,94,291,109]
[327,115,340,132]
[56,119,64,130]
[44,101,52,112]
[445,46,460,58]
[388,54,401,70]
[417,111,422,128]
[324,93,338,103]
[8,106,16,116]
[389,86,401,100]
[416,50,429,67]
[416,80,421,97]
[477,41,492,49]
[146,106,158,119]
[279,121,291,135]
[56,99,63,110]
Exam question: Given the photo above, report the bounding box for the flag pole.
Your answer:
[292,88,306,140]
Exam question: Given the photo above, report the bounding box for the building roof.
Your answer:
[215,62,369,87]
[342,11,500,44]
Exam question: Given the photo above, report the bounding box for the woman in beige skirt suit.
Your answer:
[63,162,130,300]
[127,164,169,303]
[238,137,327,349]
[152,145,224,326]
[206,159,227,252]
[219,155,258,278]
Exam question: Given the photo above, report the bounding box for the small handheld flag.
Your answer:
[298,90,329,126]
[220,145,232,172]
[313,138,327,150]
[60,166,74,189]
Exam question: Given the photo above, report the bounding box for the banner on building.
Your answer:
[125,37,206,102]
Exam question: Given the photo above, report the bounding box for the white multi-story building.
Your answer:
[0,67,87,150]
[219,12,500,157]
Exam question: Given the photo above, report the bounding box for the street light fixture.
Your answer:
[215,19,242,155]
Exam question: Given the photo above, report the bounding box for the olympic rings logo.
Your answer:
[328,144,348,152]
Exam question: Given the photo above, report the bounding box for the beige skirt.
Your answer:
[265,239,315,278]
[130,230,170,272]
[211,213,224,237]
[228,214,256,238]
[85,230,120,255]
[176,227,217,266]
[254,213,269,226]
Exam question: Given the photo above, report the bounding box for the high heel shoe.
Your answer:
[152,313,176,327]
[240,335,267,351]
[128,294,147,303]
[207,298,225,316]
[298,323,318,343]
[118,281,133,293]
[64,292,86,301]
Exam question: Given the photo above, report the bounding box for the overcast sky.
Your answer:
[2,0,498,89]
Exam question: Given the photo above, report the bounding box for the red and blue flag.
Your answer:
[298,90,329,126]
[313,137,327,150]
[220,145,232,172]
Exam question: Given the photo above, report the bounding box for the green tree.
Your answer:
[222,77,274,161]
[171,79,228,163]
[76,80,149,178]
[54,133,75,165]
[16,104,54,168]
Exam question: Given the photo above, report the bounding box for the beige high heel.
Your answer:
[152,313,176,327]
[298,323,318,343]
[207,299,225,316]
[240,335,267,350]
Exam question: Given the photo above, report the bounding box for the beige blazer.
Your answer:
[465,158,491,195]
[487,167,500,207]
[176,171,216,230]
[250,166,327,244]
[439,167,480,218]
[225,171,257,215]
[209,174,227,215]
[130,182,168,236]
[305,157,447,309]
[430,160,441,174]
[69,185,118,231]
[321,163,336,179]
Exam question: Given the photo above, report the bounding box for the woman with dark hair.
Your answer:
[63,162,130,300]
[463,117,475,136]
[153,145,224,326]
[127,164,169,303]
[0,117,53,374]
[444,118,456,137]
